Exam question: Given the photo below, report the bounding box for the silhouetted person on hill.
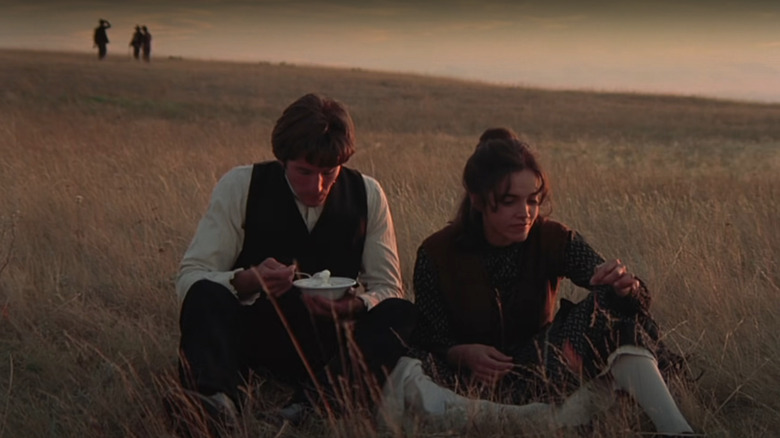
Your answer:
[141,26,152,62]
[129,25,143,60]
[93,19,111,60]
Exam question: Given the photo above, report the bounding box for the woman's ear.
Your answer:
[469,194,483,212]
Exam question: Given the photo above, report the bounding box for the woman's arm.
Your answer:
[562,232,651,314]
[411,247,457,357]
[414,246,513,383]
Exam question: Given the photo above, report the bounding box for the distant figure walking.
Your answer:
[129,25,143,60]
[141,26,152,62]
[93,19,111,60]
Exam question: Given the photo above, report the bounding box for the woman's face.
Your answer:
[479,169,541,246]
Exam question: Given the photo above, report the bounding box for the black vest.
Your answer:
[232,161,367,280]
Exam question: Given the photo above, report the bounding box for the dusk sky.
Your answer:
[1,0,779,103]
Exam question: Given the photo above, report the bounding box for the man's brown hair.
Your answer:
[271,93,355,167]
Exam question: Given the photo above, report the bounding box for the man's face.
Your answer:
[285,158,341,207]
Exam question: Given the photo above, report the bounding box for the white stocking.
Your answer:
[609,352,693,434]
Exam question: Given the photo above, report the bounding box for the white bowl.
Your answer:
[293,276,356,300]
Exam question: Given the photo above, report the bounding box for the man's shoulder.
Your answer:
[358,172,381,191]
[212,165,256,194]
[220,164,254,181]
[336,166,380,194]
[349,171,389,212]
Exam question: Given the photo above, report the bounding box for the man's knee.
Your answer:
[180,280,239,326]
[361,298,418,338]
[376,298,417,322]
[183,279,234,305]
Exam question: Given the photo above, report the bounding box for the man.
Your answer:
[93,19,111,60]
[141,26,152,62]
[174,93,415,431]
[129,26,143,60]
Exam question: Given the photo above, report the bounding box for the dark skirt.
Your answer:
[409,293,678,405]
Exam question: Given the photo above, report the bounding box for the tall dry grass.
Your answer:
[0,49,778,437]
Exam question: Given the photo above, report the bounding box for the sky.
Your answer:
[1,0,779,103]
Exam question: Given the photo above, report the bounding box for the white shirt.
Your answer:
[176,165,404,310]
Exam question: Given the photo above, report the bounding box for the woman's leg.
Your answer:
[609,352,693,435]
[509,293,694,434]
[378,356,555,434]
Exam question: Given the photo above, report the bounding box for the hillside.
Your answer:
[1,49,779,437]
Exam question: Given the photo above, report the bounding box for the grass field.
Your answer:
[0,49,779,437]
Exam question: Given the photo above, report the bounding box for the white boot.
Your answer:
[377,357,555,434]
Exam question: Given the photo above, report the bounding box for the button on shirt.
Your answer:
[176,165,404,310]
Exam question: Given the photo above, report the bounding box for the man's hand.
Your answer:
[446,344,514,385]
[589,259,640,297]
[301,292,366,320]
[255,258,296,297]
[232,257,295,298]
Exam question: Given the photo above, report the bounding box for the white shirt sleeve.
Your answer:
[175,166,252,303]
[356,175,405,309]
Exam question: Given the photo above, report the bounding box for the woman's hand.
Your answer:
[302,292,366,320]
[446,344,514,385]
[589,259,640,297]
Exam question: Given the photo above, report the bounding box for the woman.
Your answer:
[409,128,694,435]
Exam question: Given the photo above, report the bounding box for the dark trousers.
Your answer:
[178,279,416,407]
[97,44,107,59]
